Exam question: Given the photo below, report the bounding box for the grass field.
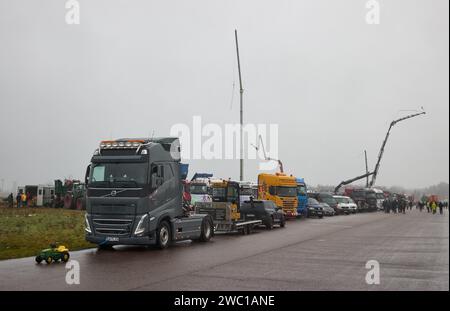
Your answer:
[0,203,94,260]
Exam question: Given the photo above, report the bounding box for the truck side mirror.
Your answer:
[84,164,91,187]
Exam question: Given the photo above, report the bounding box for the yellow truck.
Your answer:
[258,173,298,218]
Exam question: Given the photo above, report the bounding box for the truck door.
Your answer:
[37,186,43,206]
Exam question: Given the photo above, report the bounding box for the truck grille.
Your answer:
[282,199,297,208]
[93,218,133,236]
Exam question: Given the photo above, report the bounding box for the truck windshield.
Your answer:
[352,191,366,199]
[89,162,148,188]
[297,184,307,196]
[240,187,253,196]
[190,184,208,194]
[276,186,297,197]
[366,192,377,199]
[212,187,226,200]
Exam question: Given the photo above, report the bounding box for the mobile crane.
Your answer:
[334,109,426,194]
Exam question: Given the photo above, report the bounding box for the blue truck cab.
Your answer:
[296,178,308,217]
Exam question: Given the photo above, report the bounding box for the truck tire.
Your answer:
[199,217,213,242]
[45,256,53,264]
[156,221,171,249]
[35,256,42,264]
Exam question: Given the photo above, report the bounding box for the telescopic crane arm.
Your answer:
[251,135,284,173]
[334,171,374,194]
[369,110,426,187]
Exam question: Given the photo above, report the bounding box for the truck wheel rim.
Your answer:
[204,222,211,237]
[160,227,169,245]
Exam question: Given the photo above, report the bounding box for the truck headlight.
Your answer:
[134,214,148,235]
[84,214,92,234]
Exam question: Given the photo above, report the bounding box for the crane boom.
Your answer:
[369,110,426,187]
[334,171,374,194]
[251,135,284,173]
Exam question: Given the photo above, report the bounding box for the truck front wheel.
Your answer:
[199,217,214,242]
[199,217,213,242]
[156,221,171,249]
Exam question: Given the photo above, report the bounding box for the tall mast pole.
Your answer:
[235,29,244,181]
[364,150,369,188]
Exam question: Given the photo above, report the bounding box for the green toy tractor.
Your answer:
[35,244,70,264]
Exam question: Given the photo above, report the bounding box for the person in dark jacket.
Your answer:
[7,193,13,208]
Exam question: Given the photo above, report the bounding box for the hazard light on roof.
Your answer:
[99,140,143,149]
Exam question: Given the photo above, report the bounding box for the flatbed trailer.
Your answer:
[195,202,261,235]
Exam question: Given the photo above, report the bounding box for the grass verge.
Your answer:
[0,204,94,260]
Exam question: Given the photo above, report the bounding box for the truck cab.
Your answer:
[296,178,308,217]
[84,137,213,249]
[190,179,212,205]
[257,173,298,218]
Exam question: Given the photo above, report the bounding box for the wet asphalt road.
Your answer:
[0,210,448,291]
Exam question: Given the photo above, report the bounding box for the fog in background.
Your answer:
[0,0,448,192]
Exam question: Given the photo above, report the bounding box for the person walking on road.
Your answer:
[426,201,430,213]
[16,193,21,208]
[20,192,27,208]
[383,199,388,213]
[401,199,406,214]
[439,201,444,215]
[7,193,13,208]
[431,201,437,214]
[392,198,398,214]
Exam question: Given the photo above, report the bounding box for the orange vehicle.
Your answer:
[257,173,298,218]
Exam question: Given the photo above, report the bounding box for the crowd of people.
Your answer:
[5,192,34,208]
[417,200,448,215]
[382,196,448,215]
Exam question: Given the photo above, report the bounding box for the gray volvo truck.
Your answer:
[84,137,213,249]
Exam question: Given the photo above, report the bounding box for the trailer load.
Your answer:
[195,180,261,234]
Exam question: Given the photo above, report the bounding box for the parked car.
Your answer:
[306,198,324,218]
[320,202,336,216]
[309,192,340,214]
[333,195,356,214]
[240,200,286,230]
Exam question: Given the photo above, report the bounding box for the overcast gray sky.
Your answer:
[0,0,448,192]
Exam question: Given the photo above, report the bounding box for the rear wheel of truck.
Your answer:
[45,256,53,264]
[35,256,42,264]
[199,217,213,242]
[156,221,171,249]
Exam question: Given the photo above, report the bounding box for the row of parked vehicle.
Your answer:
[83,137,389,250]
[305,193,359,218]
